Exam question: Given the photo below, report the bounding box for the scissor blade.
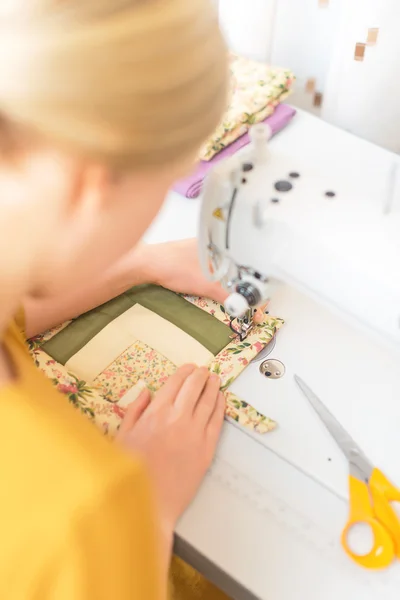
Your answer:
[294,375,370,470]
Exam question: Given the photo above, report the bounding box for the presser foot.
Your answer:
[229,304,271,341]
[229,309,255,341]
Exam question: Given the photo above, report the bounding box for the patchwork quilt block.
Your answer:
[28,285,283,437]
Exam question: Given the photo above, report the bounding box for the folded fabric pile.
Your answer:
[173,54,295,198]
[200,54,295,161]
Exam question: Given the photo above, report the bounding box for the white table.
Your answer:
[145,109,400,600]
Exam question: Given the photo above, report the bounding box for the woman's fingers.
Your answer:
[117,388,151,437]
[206,391,226,444]
[174,366,210,412]
[193,374,221,425]
[116,366,226,533]
[205,281,229,304]
[156,363,197,404]
[253,303,269,324]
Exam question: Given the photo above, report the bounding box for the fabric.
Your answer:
[0,319,162,600]
[43,284,232,364]
[65,304,214,382]
[199,54,294,161]
[173,103,296,199]
[31,285,283,434]
[184,295,283,431]
[93,340,177,402]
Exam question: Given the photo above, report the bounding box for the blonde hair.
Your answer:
[0,0,228,168]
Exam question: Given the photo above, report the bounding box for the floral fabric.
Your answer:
[29,344,122,436]
[208,318,284,391]
[199,54,295,161]
[185,296,283,434]
[27,294,283,435]
[93,340,177,401]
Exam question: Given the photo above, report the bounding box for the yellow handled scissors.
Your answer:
[295,375,400,569]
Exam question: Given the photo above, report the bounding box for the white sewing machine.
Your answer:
[146,109,400,600]
[198,123,400,352]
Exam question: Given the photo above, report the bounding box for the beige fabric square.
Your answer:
[65,304,214,382]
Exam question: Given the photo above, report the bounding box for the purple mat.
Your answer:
[172,104,296,199]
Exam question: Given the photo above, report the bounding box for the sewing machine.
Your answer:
[146,108,400,600]
[198,123,400,351]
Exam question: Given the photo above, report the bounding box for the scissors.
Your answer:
[294,375,400,569]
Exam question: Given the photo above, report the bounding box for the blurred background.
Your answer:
[217,0,400,153]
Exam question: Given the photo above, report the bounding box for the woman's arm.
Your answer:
[23,243,151,338]
[24,239,227,338]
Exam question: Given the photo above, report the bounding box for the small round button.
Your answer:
[325,191,336,198]
[259,359,286,379]
[242,163,254,172]
[289,172,300,178]
[271,197,279,203]
[274,180,293,192]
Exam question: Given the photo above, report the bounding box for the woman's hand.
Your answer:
[116,364,225,548]
[146,239,228,304]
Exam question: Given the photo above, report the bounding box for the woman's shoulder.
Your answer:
[0,378,155,598]
[0,315,143,518]
[0,378,145,536]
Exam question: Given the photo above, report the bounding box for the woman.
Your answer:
[0,1,230,598]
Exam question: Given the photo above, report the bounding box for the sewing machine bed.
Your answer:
[146,108,400,600]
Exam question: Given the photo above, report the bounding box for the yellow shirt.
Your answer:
[0,318,162,599]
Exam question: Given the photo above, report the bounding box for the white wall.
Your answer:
[219,0,341,91]
[218,0,342,116]
[322,0,400,153]
[218,0,400,152]
[270,0,341,93]
[218,0,278,62]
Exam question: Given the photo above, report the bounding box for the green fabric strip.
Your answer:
[43,285,232,365]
